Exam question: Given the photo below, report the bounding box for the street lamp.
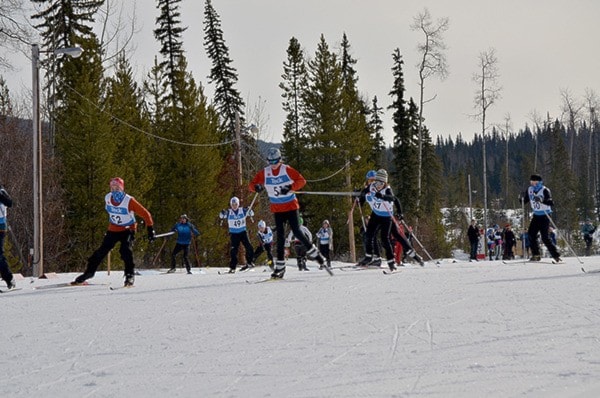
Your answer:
[32,43,83,278]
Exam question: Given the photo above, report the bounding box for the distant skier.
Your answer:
[581,219,596,256]
[243,220,274,271]
[219,196,255,273]
[0,184,16,290]
[249,147,328,279]
[521,174,561,262]
[467,219,480,261]
[285,217,313,271]
[316,219,333,269]
[357,169,399,272]
[73,177,155,287]
[168,214,200,274]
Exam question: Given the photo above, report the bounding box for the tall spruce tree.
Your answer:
[367,95,386,166]
[297,34,371,257]
[154,0,186,107]
[280,37,308,167]
[389,49,419,217]
[203,0,245,135]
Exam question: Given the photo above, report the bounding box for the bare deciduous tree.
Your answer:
[471,48,501,229]
[410,7,449,209]
[560,88,583,170]
[0,0,32,71]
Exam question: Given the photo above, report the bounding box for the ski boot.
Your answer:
[227,268,236,274]
[124,274,135,287]
[368,257,382,267]
[387,260,397,272]
[271,261,286,279]
[72,272,93,286]
[528,255,541,262]
[357,255,372,266]
[240,263,255,272]
[6,277,16,290]
[167,267,176,273]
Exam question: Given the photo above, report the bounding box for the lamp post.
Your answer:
[31,43,83,278]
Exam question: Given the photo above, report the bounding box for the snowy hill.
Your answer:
[2,257,600,397]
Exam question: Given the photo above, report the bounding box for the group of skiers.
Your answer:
[3,150,596,290]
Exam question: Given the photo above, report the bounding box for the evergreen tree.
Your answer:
[203,0,245,135]
[367,95,385,166]
[297,34,371,258]
[154,0,187,107]
[388,48,419,216]
[280,37,308,167]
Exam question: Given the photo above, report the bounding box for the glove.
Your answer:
[396,213,404,220]
[254,184,264,193]
[147,226,156,242]
[247,209,255,217]
[375,191,383,199]
[219,210,227,219]
[280,184,292,195]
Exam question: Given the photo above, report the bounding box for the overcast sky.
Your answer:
[5,0,600,146]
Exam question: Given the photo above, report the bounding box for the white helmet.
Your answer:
[267,147,281,164]
[258,220,266,229]
[230,196,240,206]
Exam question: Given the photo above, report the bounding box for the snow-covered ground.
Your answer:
[2,256,600,398]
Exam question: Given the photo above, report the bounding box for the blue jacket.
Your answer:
[171,222,199,245]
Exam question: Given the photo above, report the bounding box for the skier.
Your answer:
[73,177,155,287]
[0,184,16,290]
[285,217,313,271]
[316,219,333,269]
[243,220,274,271]
[581,219,596,256]
[219,196,255,273]
[521,174,561,262]
[502,224,516,260]
[168,214,200,274]
[467,219,480,261]
[357,169,399,272]
[249,147,328,279]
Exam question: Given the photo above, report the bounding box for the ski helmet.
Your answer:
[230,196,240,207]
[180,214,188,221]
[258,220,266,229]
[366,170,376,180]
[375,169,388,183]
[267,147,282,164]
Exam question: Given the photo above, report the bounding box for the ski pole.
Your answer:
[154,231,175,239]
[544,211,583,264]
[398,218,435,262]
[356,198,366,230]
[295,191,361,197]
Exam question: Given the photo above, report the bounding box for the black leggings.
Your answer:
[274,210,312,261]
[364,214,393,260]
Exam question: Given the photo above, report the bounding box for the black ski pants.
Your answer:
[229,231,254,270]
[528,214,560,258]
[85,230,136,278]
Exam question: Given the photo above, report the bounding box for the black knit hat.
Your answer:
[530,174,542,181]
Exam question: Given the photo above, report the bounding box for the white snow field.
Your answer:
[2,257,600,398]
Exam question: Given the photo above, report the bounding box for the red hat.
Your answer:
[110,177,124,190]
